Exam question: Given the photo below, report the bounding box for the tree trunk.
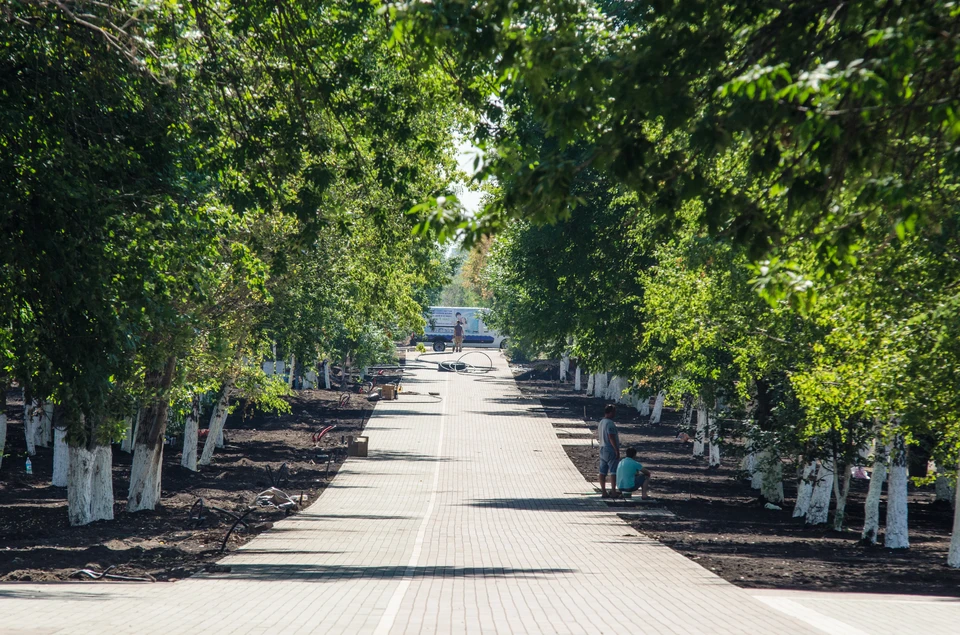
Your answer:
[948,449,960,567]
[38,402,53,447]
[199,384,232,467]
[127,357,177,512]
[605,375,627,403]
[324,360,331,389]
[560,352,569,382]
[832,459,853,531]
[574,366,581,391]
[681,395,694,428]
[861,443,889,544]
[288,354,296,389]
[693,398,707,457]
[0,413,6,471]
[24,399,39,456]
[793,462,816,517]
[594,372,608,399]
[760,449,784,504]
[120,416,134,452]
[586,373,595,396]
[935,469,955,507]
[806,461,834,525]
[707,412,721,467]
[181,395,201,471]
[649,391,665,424]
[67,440,114,526]
[885,435,910,549]
[340,355,349,389]
[53,428,69,487]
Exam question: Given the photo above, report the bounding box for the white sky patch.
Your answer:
[454,138,485,217]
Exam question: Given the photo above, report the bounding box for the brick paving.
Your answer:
[2,351,955,633]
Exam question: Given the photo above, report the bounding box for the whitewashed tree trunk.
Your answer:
[885,435,910,549]
[935,471,955,507]
[793,462,817,517]
[744,438,761,489]
[586,373,595,396]
[199,387,231,467]
[52,427,69,487]
[861,444,889,544]
[649,391,665,424]
[639,396,650,416]
[128,436,164,512]
[693,399,707,457]
[67,443,114,526]
[574,366,581,391]
[24,399,39,456]
[39,402,53,447]
[0,413,6,471]
[832,459,853,531]
[594,373,608,400]
[948,450,960,567]
[120,416,134,452]
[806,461,834,525]
[605,375,628,403]
[288,354,296,389]
[681,396,694,428]
[560,352,569,382]
[324,360,331,389]
[760,449,784,503]
[707,414,721,467]
[181,395,201,471]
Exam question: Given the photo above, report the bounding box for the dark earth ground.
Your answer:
[513,360,960,597]
[0,377,380,582]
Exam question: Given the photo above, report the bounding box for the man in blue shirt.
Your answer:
[616,447,653,499]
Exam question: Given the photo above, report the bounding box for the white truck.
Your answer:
[419,306,506,352]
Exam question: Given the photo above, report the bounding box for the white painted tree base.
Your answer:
[24,400,39,456]
[693,401,707,457]
[586,373,595,396]
[949,451,960,567]
[120,416,134,453]
[885,465,910,549]
[67,444,114,526]
[594,373,608,400]
[792,462,816,518]
[199,393,230,467]
[759,450,784,504]
[0,413,6,471]
[324,361,331,389]
[862,447,889,544]
[707,416,721,467]
[181,398,200,471]
[128,441,163,512]
[806,461,834,525]
[52,427,69,487]
[574,366,581,391]
[649,391,665,425]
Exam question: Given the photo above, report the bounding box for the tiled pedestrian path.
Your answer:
[2,352,957,634]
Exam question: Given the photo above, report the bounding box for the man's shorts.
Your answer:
[620,473,647,493]
[453,336,464,347]
[598,447,619,476]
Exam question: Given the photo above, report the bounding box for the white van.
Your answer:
[420,306,506,352]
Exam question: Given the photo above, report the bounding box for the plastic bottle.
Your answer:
[25,457,33,475]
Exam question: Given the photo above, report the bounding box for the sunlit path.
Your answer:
[3,352,956,634]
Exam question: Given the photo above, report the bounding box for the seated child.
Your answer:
[615,447,653,499]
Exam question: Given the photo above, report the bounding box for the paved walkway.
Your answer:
[2,352,958,634]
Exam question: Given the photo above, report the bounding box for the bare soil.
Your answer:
[513,360,960,597]
[0,379,381,583]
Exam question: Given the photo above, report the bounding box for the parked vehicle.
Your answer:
[418,306,506,352]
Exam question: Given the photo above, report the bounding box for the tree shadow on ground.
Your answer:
[205,563,576,582]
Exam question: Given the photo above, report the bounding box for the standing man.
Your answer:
[598,404,620,498]
[453,314,465,352]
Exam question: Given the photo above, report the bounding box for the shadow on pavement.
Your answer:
[205,563,576,581]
